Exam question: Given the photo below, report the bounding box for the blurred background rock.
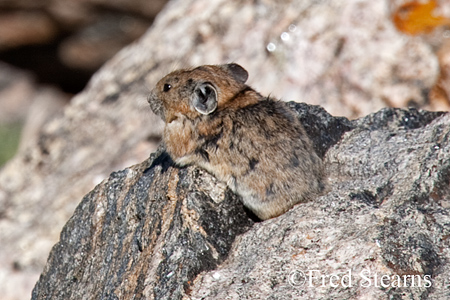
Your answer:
[0,0,168,166]
[0,0,449,300]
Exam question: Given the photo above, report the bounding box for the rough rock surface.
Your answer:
[1,0,449,299]
[31,104,450,299]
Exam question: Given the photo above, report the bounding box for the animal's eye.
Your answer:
[163,84,172,92]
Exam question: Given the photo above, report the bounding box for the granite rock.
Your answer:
[31,104,450,300]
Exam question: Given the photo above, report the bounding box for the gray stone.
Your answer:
[31,104,450,299]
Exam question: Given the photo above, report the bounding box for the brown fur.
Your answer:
[148,64,326,220]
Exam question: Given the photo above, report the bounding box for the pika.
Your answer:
[148,63,326,220]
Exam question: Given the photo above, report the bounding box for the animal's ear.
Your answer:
[192,82,217,115]
[223,63,248,84]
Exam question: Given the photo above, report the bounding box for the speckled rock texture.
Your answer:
[31,104,450,300]
[31,151,255,300]
[0,0,448,299]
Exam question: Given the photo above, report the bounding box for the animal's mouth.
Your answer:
[166,114,181,124]
[147,92,165,120]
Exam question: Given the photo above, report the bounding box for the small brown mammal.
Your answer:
[148,63,326,220]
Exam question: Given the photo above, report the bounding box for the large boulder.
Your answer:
[31,104,450,299]
[1,0,449,299]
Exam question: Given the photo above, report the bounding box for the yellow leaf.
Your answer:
[393,0,450,35]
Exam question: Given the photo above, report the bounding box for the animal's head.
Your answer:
[148,63,249,123]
